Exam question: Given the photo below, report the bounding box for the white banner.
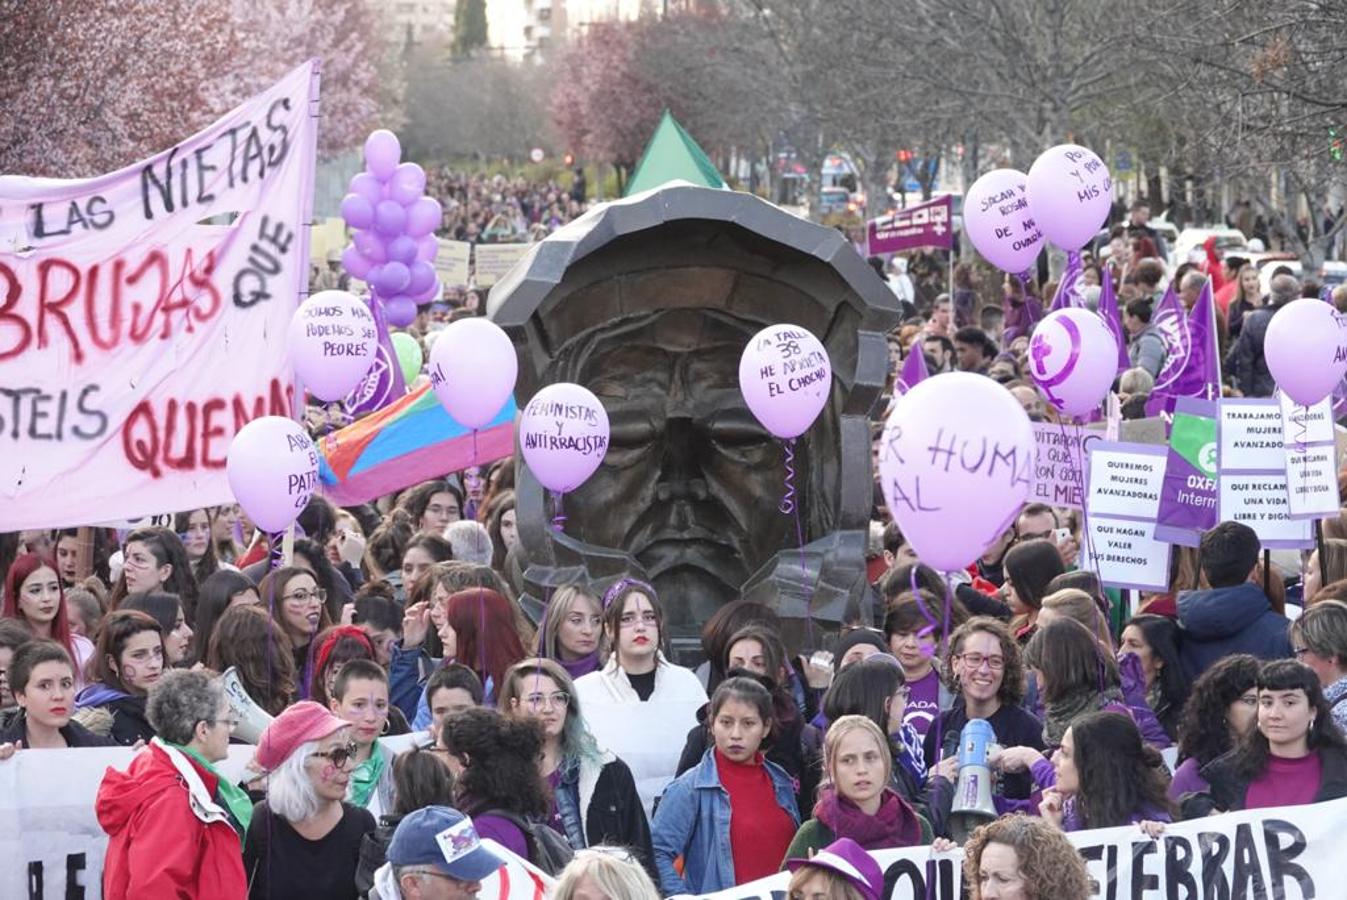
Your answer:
[0,61,319,530]
[695,797,1347,900]
[0,744,551,900]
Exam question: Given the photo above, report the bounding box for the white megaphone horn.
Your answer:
[222,666,274,745]
[948,718,998,842]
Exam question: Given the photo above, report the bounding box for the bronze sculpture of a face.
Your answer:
[489,186,897,653]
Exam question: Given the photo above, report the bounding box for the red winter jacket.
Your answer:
[96,740,247,900]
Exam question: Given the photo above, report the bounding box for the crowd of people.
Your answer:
[5,199,1347,900]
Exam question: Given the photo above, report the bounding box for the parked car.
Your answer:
[1173,227,1249,265]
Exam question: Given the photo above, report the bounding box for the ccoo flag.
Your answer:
[1145,278,1221,416]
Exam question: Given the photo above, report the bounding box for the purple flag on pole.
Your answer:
[1097,270,1130,375]
[1145,279,1221,416]
[867,195,954,255]
[343,297,408,416]
[1003,282,1045,343]
[1050,251,1084,312]
[896,345,930,395]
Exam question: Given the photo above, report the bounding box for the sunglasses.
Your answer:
[309,740,359,769]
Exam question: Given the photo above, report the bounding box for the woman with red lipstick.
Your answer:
[262,566,332,701]
[784,715,929,861]
[75,610,165,745]
[0,641,115,752]
[3,552,95,689]
[652,677,799,895]
[575,580,705,705]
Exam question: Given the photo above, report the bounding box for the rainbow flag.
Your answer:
[317,383,516,506]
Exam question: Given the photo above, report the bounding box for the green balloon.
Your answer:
[391,332,423,384]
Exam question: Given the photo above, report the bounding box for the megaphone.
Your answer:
[222,666,274,745]
[948,718,998,842]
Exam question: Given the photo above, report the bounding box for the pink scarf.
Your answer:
[813,785,923,850]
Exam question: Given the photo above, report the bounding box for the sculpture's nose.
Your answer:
[654,417,709,502]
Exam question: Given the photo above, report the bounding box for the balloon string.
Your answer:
[268,530,285,572]
[539,493,566,657]
[781,439,814,649]
[471,428,479,466]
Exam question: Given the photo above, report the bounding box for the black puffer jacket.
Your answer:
[1181,744,1347,819]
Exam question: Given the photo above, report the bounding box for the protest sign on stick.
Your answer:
[1218,398,1313,548]
[1280,393,1340,520]
[0,61,320,531]
[473,243,530,287]
[1084,441,1170,591]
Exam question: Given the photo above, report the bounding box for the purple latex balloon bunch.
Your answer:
[339,130,443,327]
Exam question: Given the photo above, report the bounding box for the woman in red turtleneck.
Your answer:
[651,677,800,896]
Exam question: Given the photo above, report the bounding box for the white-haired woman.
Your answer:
[96,669,246,900]
[243,701,376,899]
[553,848,661,900]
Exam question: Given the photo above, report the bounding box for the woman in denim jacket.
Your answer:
[651,677,800,895]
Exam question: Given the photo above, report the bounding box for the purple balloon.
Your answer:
[1266,298,1347,406]
[520,383,610,492]
[963,169,1043,275]
[406,197,444,238]
[373,200,407,237]
[738,324,832,439]
[879,373,1033,571]
[390,162,427,206]
[411,277,440,303]
[341,245,373,280]
[428,319,519,430]
[226,416,318,533]
[415,235,438,262]
[364,129,402,180]
[384,296,417,327]
[353,230,387,264]
[374,261,411,296]
[288,290,379,402]
[1027,308,1118,417]
[349,172,383,206]
[340,194,374,230]
[407,260,436,295]
[386,235,417,265]
[1027,144,1112,251]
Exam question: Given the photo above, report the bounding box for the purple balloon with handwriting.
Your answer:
[1028,308,1118,418]
[428,318,518,429]
[963,168,1043,275]
[226,416,318,533]
[1027,144,1112,251]
[879,373,1033,571]
[520,383,610,493]
[287,290,380,402]
[738,324,832,439]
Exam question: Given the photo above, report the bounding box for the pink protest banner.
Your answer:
[0,61,320,530]
[867,195,954,255]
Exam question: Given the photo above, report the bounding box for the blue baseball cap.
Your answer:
[387,806,504,882]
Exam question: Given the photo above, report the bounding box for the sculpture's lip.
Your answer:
[632,526,739,555]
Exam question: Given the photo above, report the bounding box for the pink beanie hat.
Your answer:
[255,701,350,771]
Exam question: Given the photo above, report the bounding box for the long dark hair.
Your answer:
[94,609,163,694]
[109,527,196,611]
[1229,659,1347,779]
[392,745,457,817]
[205,605,296,716]
[823,655,905,734]
[1024,618,1119,703]
[1123,614,1189,738]
[1004,540,1065,613]
[173,509,221,597]
[1176,654,1260,767]
[191,570,257,666]
[1070,711,1173,828]
[702,601,780,691]
[442,707,550,818]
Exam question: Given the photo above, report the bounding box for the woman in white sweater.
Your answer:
[575,579,707,815]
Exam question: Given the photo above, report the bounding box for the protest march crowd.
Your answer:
[4,210,1347,900]
[5,60,1347,900]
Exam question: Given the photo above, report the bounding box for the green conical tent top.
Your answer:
[624,110,726,197]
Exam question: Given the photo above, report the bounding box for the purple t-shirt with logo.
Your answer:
[903,668,941,738]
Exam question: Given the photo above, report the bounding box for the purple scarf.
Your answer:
[557,651,600,681]
[813,785,923,850]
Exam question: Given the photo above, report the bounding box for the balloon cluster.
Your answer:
[964,144,1118,420]
[339,130,443,328]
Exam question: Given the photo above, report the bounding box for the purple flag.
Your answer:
[343,297,408,416]
[896,345,930,395]
[867,195,954,255]
[1146,279,1221,416]
[1003,282,1045,343]
[1097,270,1130,375]
[1050,250,1084,312]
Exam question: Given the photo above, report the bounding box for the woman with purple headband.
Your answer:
[574,579,707,817]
